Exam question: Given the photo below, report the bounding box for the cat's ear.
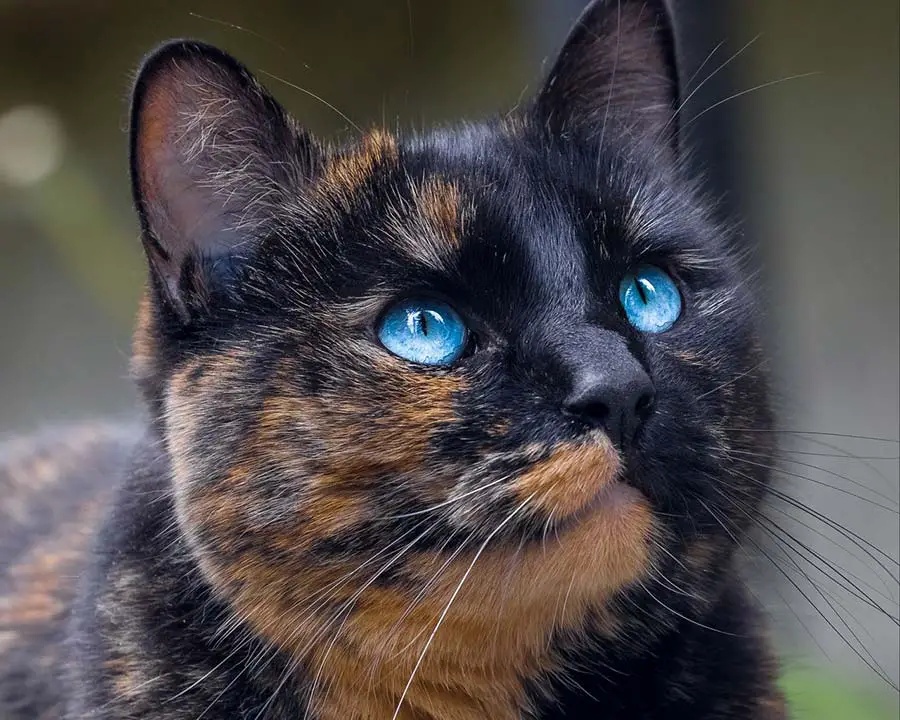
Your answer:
[534,0,679,149]
[130,40,318,321]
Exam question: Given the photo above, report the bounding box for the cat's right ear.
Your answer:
[130,40,319,322]
[533,0,680,151]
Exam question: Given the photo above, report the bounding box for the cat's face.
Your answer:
[132,0,772,670]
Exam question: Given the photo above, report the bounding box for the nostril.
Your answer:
[561,372,655,449]
[552,330,655,448]
[563,396,610,426]
[635,391,655,418]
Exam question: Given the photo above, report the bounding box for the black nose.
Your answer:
[562,365,655,450]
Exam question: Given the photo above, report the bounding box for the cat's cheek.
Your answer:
[279,346,466,479]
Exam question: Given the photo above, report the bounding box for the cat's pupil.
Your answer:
[635,278,649,304]
[409,310,429,336]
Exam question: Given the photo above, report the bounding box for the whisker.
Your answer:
[696,358,769,400]
[553,565,581,635]
[683,39,727,93]
[375,527,472,665]
[725,428,900,444]
[194,640,261,720]
[771,449,899,461]
[382,474,512,520]
[698,493,833,655]
[187,13,289,53]
[247,520,435,716]
[755,522,898,689]
[775,432,899,495]
[705,485,897,688]
[258,70,362,133]
[682,72,822,130]
[731,455,898,512]
[657,34,760,141]
[596,0,623,171]
[764,500,898,603]
[390,492,537,720]
[636,577,742,636]
[731,468,899,571]
[306,603,356,719]
[729,450,899,509]
[757,513,898,622]
[165,640,248,705]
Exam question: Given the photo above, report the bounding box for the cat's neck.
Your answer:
[226,489,652,719]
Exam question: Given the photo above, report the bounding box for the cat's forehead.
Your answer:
[315,124,694,279]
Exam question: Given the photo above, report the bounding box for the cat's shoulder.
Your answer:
[0,422,138,720]
[0,421,140,537]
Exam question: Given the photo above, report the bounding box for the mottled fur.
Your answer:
[0,425,136,719]
[1,1,787,718]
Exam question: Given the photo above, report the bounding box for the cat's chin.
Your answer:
[551,480,644,536]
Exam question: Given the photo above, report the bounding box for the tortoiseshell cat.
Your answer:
[1,1,791,717]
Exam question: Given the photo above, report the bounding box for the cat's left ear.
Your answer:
[534,0,680,150]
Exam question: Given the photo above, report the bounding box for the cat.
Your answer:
[0,0,793,717]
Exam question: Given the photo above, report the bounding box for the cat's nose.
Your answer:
[562,363,655,450]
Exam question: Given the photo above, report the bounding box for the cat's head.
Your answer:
[131,0,772,675]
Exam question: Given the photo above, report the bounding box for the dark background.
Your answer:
[0,1,897,714]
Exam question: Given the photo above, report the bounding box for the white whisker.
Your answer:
[390,492,537,720]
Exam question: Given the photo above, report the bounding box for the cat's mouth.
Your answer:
[512,437,622,516]
[560,480,643,529]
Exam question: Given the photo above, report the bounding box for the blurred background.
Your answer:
[0,1,897,716]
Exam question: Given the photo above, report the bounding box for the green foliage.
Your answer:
[781,666,897,720]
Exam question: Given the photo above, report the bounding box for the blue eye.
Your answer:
[378,298,468,366]
[619,265,682,333]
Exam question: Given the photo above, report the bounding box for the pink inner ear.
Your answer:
[130,41,318,316]
[135,69,225,265]
[137,76,190,254]
[136,79,175,209]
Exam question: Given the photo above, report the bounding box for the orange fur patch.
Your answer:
[513,437,621,517]
[212,487,652,720]
[165,351,465,640]
[384,176,465,273]
[167,357,205,398]
[413,178,462,249]
[685,538,718,573]
[162,337,649,718]
[672,349,707,368]
[130,290,156,384]
[301,492,368,538]
[257,360,460,480]
[322,129,398,198]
